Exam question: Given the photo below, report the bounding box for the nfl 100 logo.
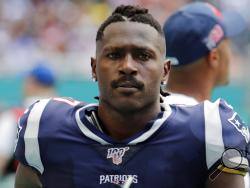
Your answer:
[107,147,129,165]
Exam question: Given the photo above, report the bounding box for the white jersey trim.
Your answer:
[76,104,172,145]
[204,99,225,169]
[75,104,111,145]
[24,99,50,174]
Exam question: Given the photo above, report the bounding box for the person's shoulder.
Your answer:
[161,93,201,118]
[14,97,89,174]
[168,98,249,146]
[203,98,249,141]
[165,99,203,118]
[16,96,88,144]
[26,97,86,115]
[52,97,85,106]
[163,93,199,106]
[18,97,88,133]
[171,98,250,175]
[199,98,249,143]
[202,99,249,173]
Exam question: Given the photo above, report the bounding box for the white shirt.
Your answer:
[0,111,17,158]
[163,93,198,106]
[0,96,49,159]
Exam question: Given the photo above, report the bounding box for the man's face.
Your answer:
[216,39,232,86]
[92,22,167,113]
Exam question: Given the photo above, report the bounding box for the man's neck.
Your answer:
[167,59,216,102]
[97,101,161,141]
[167,69,214,102]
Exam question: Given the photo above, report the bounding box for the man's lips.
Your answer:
[116,82,138,88]
[111,77,144,90]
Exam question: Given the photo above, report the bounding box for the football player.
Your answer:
[14,5,249,188]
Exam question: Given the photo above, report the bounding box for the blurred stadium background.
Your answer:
[0,0,249,123]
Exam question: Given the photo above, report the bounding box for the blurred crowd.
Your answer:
[0,0,194,80]
[0,0,249,80]
[0,0,250,110]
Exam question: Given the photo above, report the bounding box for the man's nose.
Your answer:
[119,54,138,75]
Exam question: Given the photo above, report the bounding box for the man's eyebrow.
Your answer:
[134,46,154,52]
[101,44,158,55]
[109,45,154,50]
[102,47,124,53]
[133,46,157,56]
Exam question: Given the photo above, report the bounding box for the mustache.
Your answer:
[111,76,144,90]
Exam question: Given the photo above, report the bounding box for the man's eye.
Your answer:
[137,52,151,61]
[106,52,121,60]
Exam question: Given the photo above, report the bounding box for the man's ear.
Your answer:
[161,59,171,84]
[91,57,97,81]
[207,48,220,69]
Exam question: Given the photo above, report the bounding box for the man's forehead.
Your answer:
[97,21,164,52]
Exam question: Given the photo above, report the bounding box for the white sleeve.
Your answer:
[0,111,17,158]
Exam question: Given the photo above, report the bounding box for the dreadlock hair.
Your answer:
[96,5,164,41]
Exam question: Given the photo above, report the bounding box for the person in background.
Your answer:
[0,63,57,188]
[162,2,246,105]
[162,2,249,188]
[22,63,57,108]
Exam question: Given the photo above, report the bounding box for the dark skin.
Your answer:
[15,21,169,188]
[15,21,245,188]
[91,22,168,141]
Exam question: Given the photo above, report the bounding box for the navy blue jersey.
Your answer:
[15,97,250,188]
